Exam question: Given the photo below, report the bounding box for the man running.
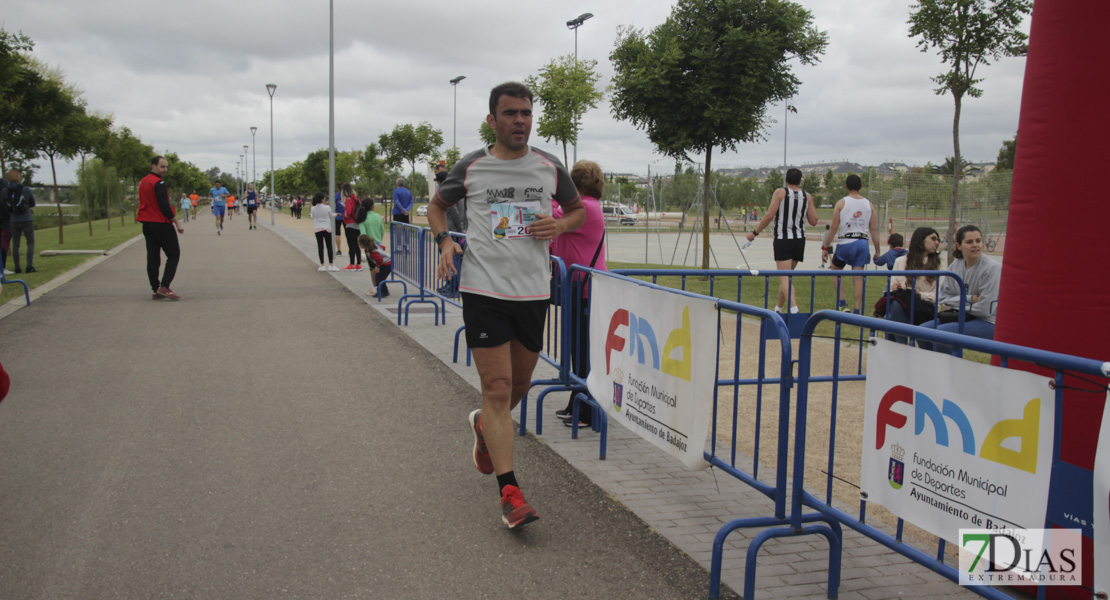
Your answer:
[822,174,880,313]
[746,167,818,313]
[428,81,584,529]
[245,183,260,230]
[210,180,230,234]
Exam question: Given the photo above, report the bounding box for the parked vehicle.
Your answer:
[602,204,638,226]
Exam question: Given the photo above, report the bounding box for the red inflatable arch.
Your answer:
[993,1,1110,596]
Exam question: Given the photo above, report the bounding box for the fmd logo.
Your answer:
[874,385,1041,474]
[604,307,693,382]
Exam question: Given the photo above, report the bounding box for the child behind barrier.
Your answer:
[358,234,391,298]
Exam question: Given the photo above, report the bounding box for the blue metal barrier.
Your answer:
[789,310,1109,600]
[387,222,442,325]
[0,273,30,306]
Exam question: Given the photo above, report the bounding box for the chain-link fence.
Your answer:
[867,170,1011,253]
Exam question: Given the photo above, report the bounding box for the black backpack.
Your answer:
[5,185,27,215]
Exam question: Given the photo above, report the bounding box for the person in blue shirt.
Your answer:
[210,180,230,235]
[392,178,414,224]
[873,233,907,270]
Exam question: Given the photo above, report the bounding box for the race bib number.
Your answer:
[490,201,541,240]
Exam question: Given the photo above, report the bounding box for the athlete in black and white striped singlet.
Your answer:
[772,187,809,240]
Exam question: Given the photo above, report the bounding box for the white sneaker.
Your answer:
[327,265,340,271]
[318,266,327,272]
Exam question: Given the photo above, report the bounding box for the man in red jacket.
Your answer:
[137,156,185,300]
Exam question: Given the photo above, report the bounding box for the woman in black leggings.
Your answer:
[341,182,363,270]
[310,192,339,271]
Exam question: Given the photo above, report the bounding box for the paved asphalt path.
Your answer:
[0,214,739,599]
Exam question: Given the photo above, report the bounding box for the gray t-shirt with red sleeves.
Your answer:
[436,146,580,301]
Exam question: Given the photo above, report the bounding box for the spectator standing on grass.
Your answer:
[874,233,906,270]
[137,156,185,300]
[310,192,339,272]
[179,193,190,222]
[392,178,414,225]
[822,174,880,314]
[4,170,37,274]
[746,168,818,314]
[341,182,362,271]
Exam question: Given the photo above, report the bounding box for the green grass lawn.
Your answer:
[1,217,142,305]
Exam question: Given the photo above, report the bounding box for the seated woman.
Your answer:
[881,227,943,342]
[918,225,1000,354]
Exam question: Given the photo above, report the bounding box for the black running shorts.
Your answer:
[461,292,548,353]
[773,238,807,262]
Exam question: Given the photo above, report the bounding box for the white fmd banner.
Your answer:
[586,273,717,469]
[1094,396,1110,598]
[861,339,1055,544]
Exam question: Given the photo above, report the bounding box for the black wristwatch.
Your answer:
[434,231,451,246]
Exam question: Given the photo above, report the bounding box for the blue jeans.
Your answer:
[883,301,912,344]
[917,318,995,355]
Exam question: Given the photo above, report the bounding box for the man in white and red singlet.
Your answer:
[822,174,880,313]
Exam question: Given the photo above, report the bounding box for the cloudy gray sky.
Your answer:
[6,0,1029,184]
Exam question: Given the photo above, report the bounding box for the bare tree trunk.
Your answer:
[83,154,92,236]
[948,95,962,263]
[50,153,64,244]
[702,147,713,270]
[562,142,568,168]
[120,178,126,226]
[106,172,111,231]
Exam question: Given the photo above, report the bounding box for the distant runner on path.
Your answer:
[210,180,230,235]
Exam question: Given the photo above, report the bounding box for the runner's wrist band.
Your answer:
[434,232,450,246]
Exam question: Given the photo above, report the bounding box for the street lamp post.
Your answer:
[267,83,276,225]
[250,126,257,190]
[566,12,593,165]
[450,76,466,151]
[783,101,796,186]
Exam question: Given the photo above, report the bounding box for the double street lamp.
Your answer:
[566,12,593,165]
[266,83,277,225]
[450,75,466,151]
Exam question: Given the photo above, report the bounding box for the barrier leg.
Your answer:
[453,326,466,364]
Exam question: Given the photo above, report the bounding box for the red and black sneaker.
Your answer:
[156,287,181,301]
[468,410,494,475]
[500,485,539,529]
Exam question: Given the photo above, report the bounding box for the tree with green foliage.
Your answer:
[74,112,112,234]
[478,121,495,146]
[995,134,1016,171]
[908,0,1031,261]
[378,122,443,182]
[301,149,330,193]
[0,29,37,175]
[524,55,605,166]
[610,0,827,269]
[443,147,461,171]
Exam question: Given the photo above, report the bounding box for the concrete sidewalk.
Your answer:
[0,210,739,600]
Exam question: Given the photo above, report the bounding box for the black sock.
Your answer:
[496,471,519,494]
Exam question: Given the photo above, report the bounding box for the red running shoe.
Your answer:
[468,410,494,475]
[156,287,181,300]
[500,485,539,529]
